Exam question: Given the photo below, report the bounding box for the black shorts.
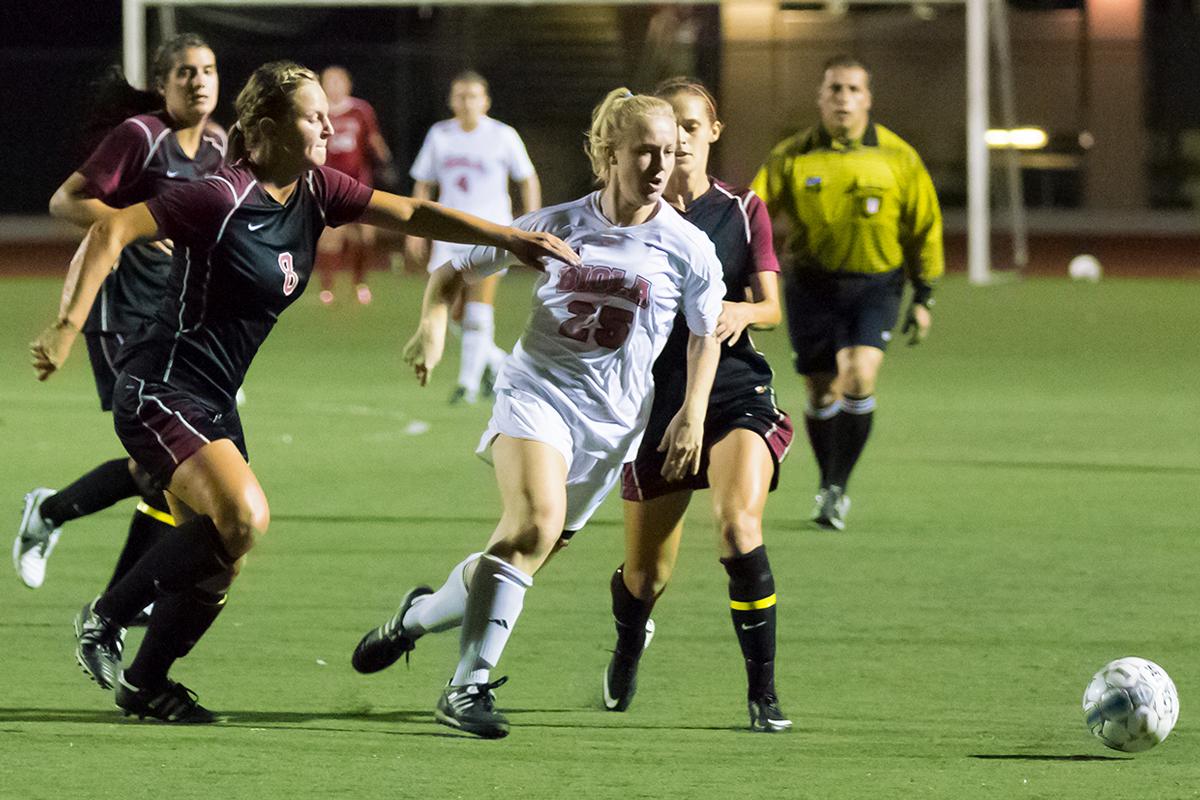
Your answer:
[85,332,126,412]
[785,268,905,376]
[621,392,794,502]
[111,371,248,491]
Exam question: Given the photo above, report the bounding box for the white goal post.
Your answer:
[122,0,1025,285]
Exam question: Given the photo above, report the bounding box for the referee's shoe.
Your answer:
[812,485,850,531]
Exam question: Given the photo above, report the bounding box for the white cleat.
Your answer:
[14,488,62,589]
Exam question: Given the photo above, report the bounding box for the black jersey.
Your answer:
[78,112,226,334]
[116,163,372,409]
[651,178,780,412]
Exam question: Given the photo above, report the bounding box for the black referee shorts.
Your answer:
[784,267,905,376]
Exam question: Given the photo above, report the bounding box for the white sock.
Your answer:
[402,552,481,636]
[452,554,533,686]
[458,302,494,393]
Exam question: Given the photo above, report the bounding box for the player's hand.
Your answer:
[715,301,755,346]
[30,321,79,381]
[150,238,174,256]
[504,230,581,272]
[404,237,430,273]
[902,302,932,346]
[402,319,445,386]
[658,409,704,482]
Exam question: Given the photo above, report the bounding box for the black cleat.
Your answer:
[115,672,216,723]
[435,677,510,739]
[602,618,655,712]
[748,693,793,733]
[480,363,499,399]
[74,597,125,690]
[351,586,434,674]
[448,386,476,406]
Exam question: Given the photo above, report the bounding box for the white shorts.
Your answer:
[432,240,509,279]
[476,388,625,532]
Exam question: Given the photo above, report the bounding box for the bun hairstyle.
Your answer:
[584,87,674,184]
[653,76,718,123]
[227,60,319,162]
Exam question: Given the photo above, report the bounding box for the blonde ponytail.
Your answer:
[584,87,674,184]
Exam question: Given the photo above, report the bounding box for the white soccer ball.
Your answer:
[1082,657,1179,752]
[1068,254,1103,282]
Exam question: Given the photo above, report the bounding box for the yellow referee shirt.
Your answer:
[751,123,943,295]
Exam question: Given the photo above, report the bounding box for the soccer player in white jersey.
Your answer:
[352,88,726,739]
[406,71,542,404]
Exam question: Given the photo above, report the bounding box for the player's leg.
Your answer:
[114,493,239,723]
[456,273,504,403]
[707,427,792,732]
[350,223,375,304]
[437,434,567,738]
[15,334,139,588]
[603,491,689,711]
[316,225,344,305]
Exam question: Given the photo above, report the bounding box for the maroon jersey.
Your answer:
[78,112,226,333]
[650,178,780,410]
[326,97,381,185]
[117,163,372,409]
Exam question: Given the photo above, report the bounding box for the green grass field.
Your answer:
[1,270,1198,799]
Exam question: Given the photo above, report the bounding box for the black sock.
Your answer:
[124,587,228,689]
[827,394,875,490]
[611,566,654,658]
[105,497,173,591]
[803,406,838,488]
[722,545,777,699]
[96,515,233,626]
[39,458,138,526]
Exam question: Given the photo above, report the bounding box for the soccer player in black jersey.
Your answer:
[30,60,579,723]
[603,78,795,732]
[16,35,222,601]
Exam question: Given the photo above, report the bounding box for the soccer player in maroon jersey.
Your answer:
[602,78,795,732]
[15,34,223,602]
[29,60,579,723]
[314,65,395,305]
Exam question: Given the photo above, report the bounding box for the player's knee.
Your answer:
[716,508,763,554]
[211,496,270,558]
[622,565,668,601]
[840,369,877,397]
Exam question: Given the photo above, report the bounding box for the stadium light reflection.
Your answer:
[985,127,1049,149]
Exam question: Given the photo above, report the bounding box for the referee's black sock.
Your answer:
[38,458,138,526]
[96,515,234,626]
[124,587,228,690]
[722,546,777,699]
[105,495,173,591]
[611,566,654,658]
[828,394,876,491]
[803,400,841,488]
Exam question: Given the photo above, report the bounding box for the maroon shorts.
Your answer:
[111,371,248,491]
[621,393,794,502]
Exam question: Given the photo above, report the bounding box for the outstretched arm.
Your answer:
[360,190,577,271]
[715,271,781,345]
[31,204,158,380]
[658,332,721,481]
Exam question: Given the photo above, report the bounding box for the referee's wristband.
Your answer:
[911,284,935,307]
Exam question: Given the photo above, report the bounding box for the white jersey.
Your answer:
[410,116,535,225]
[453,191,726,460]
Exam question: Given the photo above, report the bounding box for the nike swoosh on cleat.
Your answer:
[488,618,509,629]
[248,222,268,231]
[740,621,768,630]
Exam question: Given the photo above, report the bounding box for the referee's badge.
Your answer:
[863,196,881,215]
[805,176,822,191]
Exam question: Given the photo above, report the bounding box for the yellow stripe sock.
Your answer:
[135,501,176,527]
[730,593,777,611]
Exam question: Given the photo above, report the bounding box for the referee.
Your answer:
[751,54,943,531]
